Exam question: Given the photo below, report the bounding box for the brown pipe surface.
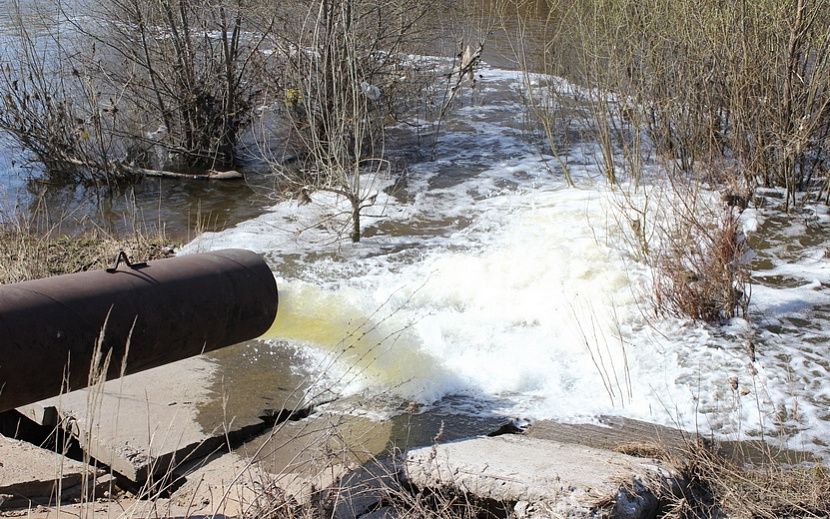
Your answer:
[0,249,278,412]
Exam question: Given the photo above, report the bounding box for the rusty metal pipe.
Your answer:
[0,249,278,412]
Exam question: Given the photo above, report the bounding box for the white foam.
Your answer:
[182,60,830,457]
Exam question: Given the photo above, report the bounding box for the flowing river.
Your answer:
[178,61,830,458]
[2,4,830,460]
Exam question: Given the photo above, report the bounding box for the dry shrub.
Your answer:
[651,192,750,323]
[0,0,270,184]
[665,441,830,519]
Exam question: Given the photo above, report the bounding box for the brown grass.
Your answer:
[0,218,174,284]
[613,441,671,460]
[653,440,830,519]
[651,194,750,323]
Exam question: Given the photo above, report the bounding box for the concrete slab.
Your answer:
[12,353,290,485]
[169,450,259,517]
[232,410,395,505]
[10,336,315,488]
[525,417,818,466]
[402,434,679,518]
[155,412,398,518]
[3,415,692,518]
[0,435,103,509]
[16,356,219,484]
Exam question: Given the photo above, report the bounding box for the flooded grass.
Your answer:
[0,222,175,284]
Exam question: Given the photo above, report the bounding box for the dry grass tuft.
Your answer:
[0,219,175,284]
[245,480,309,519]
[613,441,670,460]
[661,441,830,519]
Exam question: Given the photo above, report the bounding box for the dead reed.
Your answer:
[660,440,830,519]
[0,214,174,284]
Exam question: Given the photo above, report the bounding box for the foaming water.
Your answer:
[395,187,638,414]
[183,60,830,458]
[245,185,648,420]
[260,281,448,403]
[191,178,684,423]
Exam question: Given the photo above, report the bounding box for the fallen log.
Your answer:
[59,156,244,180]
[121,164,244,180]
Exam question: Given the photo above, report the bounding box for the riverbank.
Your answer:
[4,408,828,518]
[0,404,691,519]
[0,222,175,284]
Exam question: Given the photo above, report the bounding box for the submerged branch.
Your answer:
[59,156,244,181]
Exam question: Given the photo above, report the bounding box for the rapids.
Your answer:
[179,61,830,459]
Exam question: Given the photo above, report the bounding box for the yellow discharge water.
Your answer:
[259,281,439,397]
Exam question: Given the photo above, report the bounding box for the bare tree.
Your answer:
[258,0,433,242]
[0,0,130,187]
[0,0,273,185]
[74,0,272,171]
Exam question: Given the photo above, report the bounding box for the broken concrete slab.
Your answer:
[9,338,314,488]
[0,435,104,510]
[4,415,693,519]
[169,450,260,517]
[402,434,679,518]
[15,356,219,484]
[232,410,395,505]
[12,353,290,485]
[172,419,399,519]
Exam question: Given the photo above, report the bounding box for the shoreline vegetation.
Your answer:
[0,219,174,284]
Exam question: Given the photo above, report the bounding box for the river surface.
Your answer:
[3,4,830,460]
[180,60,830,459]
